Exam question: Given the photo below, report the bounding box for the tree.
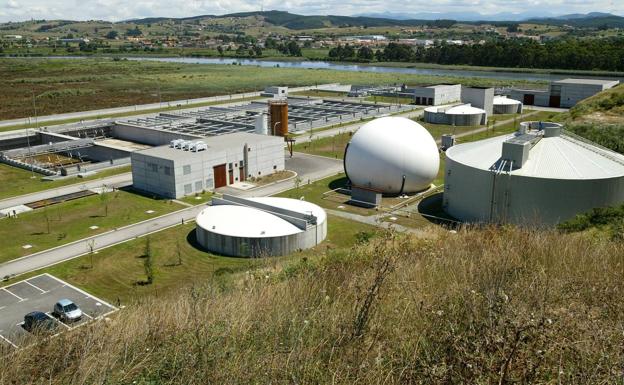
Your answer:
[217,45,224,56]
[143,237,154,284]
[100,185,109,217]
[286,41,302,56]
[253,45,262,57]
[264,37,277,49]
[105,30,118,39]
[357,46,374,61]
[507,24,520,33]
[126,27,142,37]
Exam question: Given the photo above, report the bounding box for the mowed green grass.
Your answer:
[16,214,375,302]
[0,164,130,200]
[0,58,543,120]
[0,189,183,264]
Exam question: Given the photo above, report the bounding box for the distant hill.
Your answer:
[128,10,432,30]
[527,14,624,28]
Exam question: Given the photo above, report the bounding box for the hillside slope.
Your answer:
[1,227,622,384]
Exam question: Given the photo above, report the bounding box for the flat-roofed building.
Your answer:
[404,84,461,106]
[131,132,284,199]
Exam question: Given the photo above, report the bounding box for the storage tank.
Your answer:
[443,122,624,226]
[269,100,289,136]
[344,117,439,195]
[424,104,487,126]
[254,113,268,135]
[196,195,327,257]
[493,96,523,114]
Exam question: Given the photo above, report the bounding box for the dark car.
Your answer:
[23,311,57,334]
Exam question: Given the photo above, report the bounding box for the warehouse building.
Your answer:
[404,84,461,106]
[443,122,624,226]
[196,195,327,257]
[509,78,619,108]
[131,132,284,199]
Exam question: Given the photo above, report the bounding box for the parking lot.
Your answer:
[0,274,116,349]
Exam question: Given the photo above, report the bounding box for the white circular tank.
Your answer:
[344,117,440,194]
[196,197,327,257]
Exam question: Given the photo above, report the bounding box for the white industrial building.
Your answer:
[131,132,285,199]
[493,96,523,114]
[404,84,461,106]
[344,117,439,205]
[510,78,620,108]
[196,195,327,257]
[424,104,487,126]
[443,122,624,226]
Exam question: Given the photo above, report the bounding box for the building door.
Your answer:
[213,164,227,188]
[523,94,535,105]
[239,167,245,182]
[549,95,560,108]
[229,169,234,185]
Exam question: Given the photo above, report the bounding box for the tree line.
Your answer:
[326,38,624,71]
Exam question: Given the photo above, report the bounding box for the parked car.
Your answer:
[23,311,57,333]
[53,299,83,323]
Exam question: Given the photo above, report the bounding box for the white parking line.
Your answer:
[24,280,47,294]
[82,312,93,320]
[2,288,24,301]
[0,332,17,348]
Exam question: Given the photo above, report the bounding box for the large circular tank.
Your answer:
[493,96,522,114]
[344,117,439,194]
[196,197,327,257]
[424,104,486,126]
[443,122,624,226]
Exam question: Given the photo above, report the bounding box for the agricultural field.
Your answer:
[0,58,544,120]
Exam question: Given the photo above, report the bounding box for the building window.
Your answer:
[184,184,192,194]
[206,179,213,188]
[228,162,233,170]
[148,162,158,172]
[195,181,202,191]
[239,160,244,167]
[164,166,171,176]
[183,165,191,175]
[273,165,277,170]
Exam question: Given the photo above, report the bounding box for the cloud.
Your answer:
[0,0,620,22]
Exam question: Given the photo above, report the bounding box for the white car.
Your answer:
[53,299,83,323]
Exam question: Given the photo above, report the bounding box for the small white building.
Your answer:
[404,84,462,106]
[131,132,284,198]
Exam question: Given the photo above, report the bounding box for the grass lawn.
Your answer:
[294,131,352,159]
[16,214,375,303]
[178,191,213,206]
[0,164,131,201]
[0,189,183,264]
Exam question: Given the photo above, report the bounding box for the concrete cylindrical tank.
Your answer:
[254,113,268,135]
[269,100,289,136]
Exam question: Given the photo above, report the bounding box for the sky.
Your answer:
[0,0,621,23]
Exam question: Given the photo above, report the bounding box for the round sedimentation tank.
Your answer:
[196,196,327,257]
[424,104,486,126]
[443,122,624,226]
[344,116,439,195]
[493,96,523,114]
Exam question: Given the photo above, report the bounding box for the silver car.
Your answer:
[53,299,83,323]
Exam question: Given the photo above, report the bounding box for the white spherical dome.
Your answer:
[344,117,439,194]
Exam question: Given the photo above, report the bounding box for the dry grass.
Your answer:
[1,226,622,384]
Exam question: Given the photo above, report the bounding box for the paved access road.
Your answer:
[0,172,132,211]
[0,152,342,278]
